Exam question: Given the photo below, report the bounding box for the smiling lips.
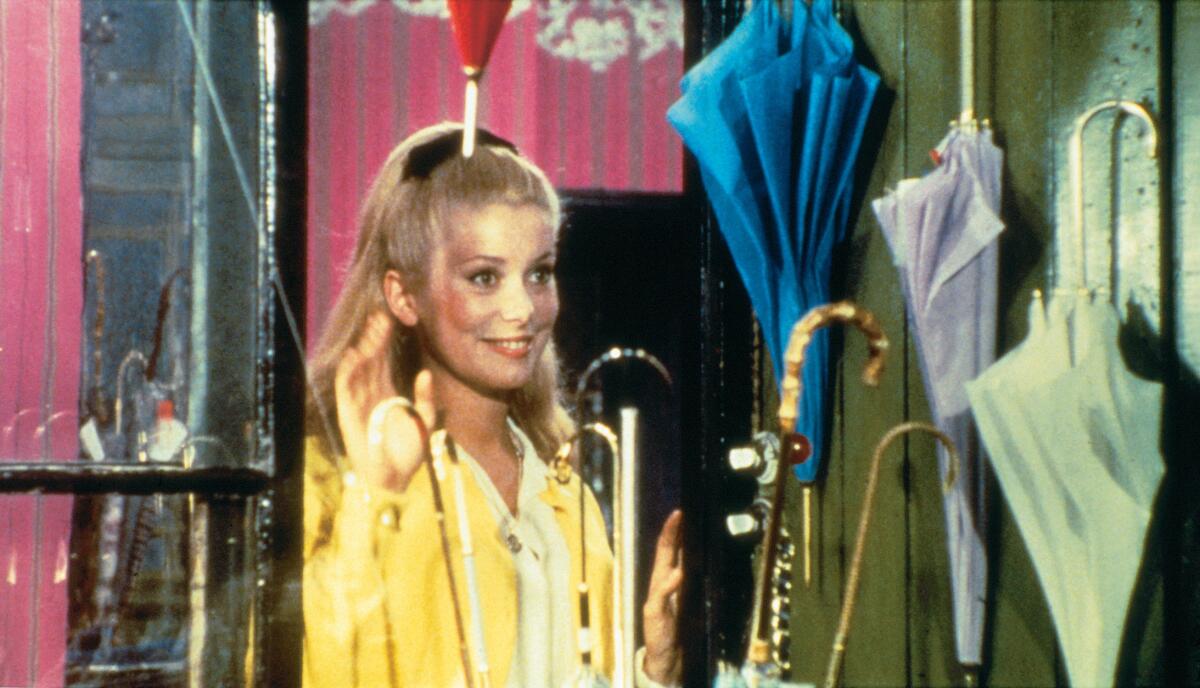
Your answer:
[484,336,535,358]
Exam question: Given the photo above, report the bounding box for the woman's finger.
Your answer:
[643,512,684,684]
[412,369,436,430]
[334,347,361,399]
[359,310,393,354]
[649,510,683,589]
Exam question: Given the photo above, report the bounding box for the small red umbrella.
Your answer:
[447,0,514,156]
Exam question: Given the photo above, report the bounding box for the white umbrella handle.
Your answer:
[1068,100,1158,294]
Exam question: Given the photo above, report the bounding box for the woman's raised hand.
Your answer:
[334,310,435,492]
[643,509,684,685]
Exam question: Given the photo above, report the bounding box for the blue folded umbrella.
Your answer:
[669,0,879,481]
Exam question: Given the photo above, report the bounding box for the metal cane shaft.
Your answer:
[824,422,957,688]
[553,422,618,680]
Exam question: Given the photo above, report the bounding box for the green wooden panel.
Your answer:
[986,1,1060,686]
[899,1,963,685]
[1178,0,1200,376]
[1171,7,1200,686]
[824,0,914,683]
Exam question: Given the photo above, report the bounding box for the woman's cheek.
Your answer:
[441,288,489,330]
[536,290,560,328]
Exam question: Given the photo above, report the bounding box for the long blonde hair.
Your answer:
[307,123,573,460]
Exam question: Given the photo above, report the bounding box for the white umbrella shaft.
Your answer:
[612,407,639,687]
[463,77,479,157]
[959,0,974,123]
[453,461,491,685]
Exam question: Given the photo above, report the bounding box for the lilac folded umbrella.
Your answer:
[871,126,1004,668]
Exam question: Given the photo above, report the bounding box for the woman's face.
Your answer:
[408,202,559,398]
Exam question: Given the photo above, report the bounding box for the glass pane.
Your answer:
[0,492,264,687]
[1,2,284,687]
[1,0,277,469]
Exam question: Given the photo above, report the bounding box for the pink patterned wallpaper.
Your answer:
[0,1,82,685]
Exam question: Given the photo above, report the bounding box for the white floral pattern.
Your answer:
[309,0,683,72]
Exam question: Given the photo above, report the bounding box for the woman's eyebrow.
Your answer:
[452,253,506,267]
[456,250,556,266]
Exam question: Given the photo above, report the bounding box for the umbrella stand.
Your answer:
[741,302,888,680]
[824,422,958,688]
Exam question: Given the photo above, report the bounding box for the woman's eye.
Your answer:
[530,265,555,285]
[468,270,499,287]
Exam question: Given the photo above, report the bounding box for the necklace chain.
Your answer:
[504,427,525,553]
[510,426,524,493]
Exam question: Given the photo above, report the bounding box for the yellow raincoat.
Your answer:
[302,435,614,687]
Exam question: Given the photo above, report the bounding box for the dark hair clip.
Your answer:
[402,127,518,180]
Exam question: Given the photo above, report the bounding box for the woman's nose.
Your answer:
[499,281,535,323]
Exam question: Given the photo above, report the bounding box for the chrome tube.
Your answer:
[612,407,639,687]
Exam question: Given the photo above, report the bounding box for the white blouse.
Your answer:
[456,421,674,688]
[459,421,575,688]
